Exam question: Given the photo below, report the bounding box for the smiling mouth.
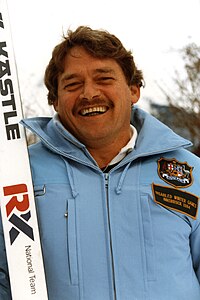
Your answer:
[79,106,108,116]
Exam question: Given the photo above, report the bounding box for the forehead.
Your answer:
[62,46,123,75]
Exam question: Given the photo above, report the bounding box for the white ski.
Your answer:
[0,0,48,299]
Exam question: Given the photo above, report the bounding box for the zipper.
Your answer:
[104,173,117,300]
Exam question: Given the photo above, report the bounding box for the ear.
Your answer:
[53,99,58,112]
[130,85,140,105]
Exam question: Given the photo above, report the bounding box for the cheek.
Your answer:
[56,97,73,114]
[116,90,133,109]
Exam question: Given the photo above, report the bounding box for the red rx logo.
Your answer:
[3,184,34,244]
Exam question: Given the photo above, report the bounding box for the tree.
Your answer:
[150,42,200,156]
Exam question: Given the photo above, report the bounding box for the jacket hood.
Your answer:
[21,107,192,164]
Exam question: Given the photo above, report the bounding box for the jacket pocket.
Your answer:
[34,185,46,197]
[33,185,79,287]
[67,198,79,285]
[140,194,156,281]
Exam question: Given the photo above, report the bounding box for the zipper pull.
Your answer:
[104,173,109,188]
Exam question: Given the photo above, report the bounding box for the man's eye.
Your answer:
[97,77,114,84]
[100,77,113,81]
[64,82,81,90]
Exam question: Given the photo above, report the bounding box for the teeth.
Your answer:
[80,106,107,116]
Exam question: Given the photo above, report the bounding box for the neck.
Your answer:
[86,130,132,169]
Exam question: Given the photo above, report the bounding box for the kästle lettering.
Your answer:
[0,13,4,29]
[0,40,21,140]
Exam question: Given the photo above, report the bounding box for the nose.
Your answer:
[79,80,101,101]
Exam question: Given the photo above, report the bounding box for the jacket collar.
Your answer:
[131,107,192,157]
[21,107,192,166]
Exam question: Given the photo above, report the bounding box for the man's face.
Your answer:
[54,46,140,148]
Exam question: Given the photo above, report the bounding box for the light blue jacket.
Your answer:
[1,107,200,300]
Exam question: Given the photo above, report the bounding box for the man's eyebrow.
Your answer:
[60,68,116,82]
[60,73,79,82]
[94,68,116,74]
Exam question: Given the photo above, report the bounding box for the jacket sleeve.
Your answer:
[0,213,12,300]
[188,153,200,284]
[190,221,200,283]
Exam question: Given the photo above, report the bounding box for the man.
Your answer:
[1,26,200,300]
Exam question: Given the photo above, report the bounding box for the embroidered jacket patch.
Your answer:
[152,183,199,219]
[157,157,193,188]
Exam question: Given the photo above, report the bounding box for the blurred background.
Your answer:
[6,0,200,154]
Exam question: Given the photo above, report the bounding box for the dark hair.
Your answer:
[44,26,144,105]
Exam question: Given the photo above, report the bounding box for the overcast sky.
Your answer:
[5,0,200,115]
